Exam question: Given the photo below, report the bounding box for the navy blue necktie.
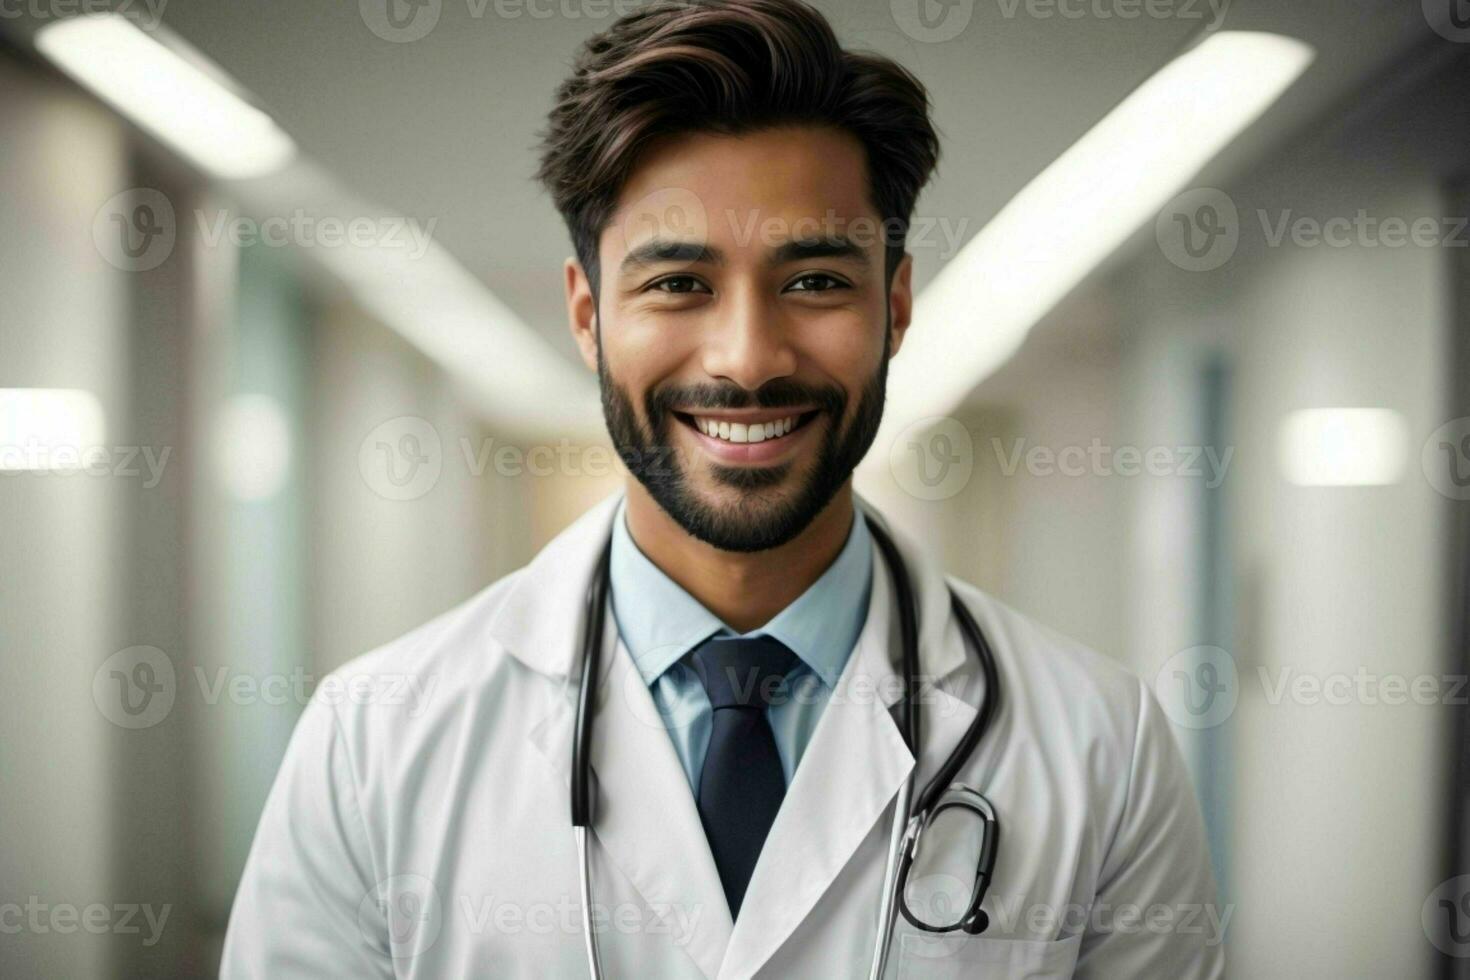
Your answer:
[689,635,798,919]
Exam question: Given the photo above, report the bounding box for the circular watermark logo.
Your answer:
[93,645,177,729]
[1154,645,1238,729]
[92,188,176,272]
[897,872,973,959]
[359,0,441,42]
[617,643,709,734]
[359,874,442,959]
[358,416,442,501]
[1423,417,1470,500]
[617,186,709,273]
[1423,875,1470,957]
[1156,188,1239,272]
[888,416,974,501]
[890,0,975,43]
[1424,0,1470,43]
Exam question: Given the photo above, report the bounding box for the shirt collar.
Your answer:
[609,499,873,689]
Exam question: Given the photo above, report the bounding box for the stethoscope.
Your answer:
[570,510,1002,979]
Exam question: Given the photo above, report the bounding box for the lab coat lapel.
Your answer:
[528,628,734,979]
[500,494,982,980]
[714,506,981,980]
[508,491,731,979]
[715,544,913,980]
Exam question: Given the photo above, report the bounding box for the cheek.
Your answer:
[600,313,696,396]
[797,309,886,389]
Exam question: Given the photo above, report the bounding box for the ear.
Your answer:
[564,256,599,372]
[886,251,914,359]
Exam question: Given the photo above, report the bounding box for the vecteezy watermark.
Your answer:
[0,898,171,946]
[889,0,975,43]
[92,645,441,729]
[892,0,1225,44]
[983,896,1232,947]
[616,649,975,735]
[902,880,1231,960]
[0,440,171,485]
[994,0,1228,27]
[93,646,177,730]
[1423,417,1470,500]
[1257,667,1469,709]
[358,416,684,502]
[1155,646,1239,730]
[1254,209,1470,251]
[0,0,168,29]
[455,894,702,946]
[93,188,177,273]
[1424,0,1470,43]
[1158,188,1470,272]
[890,416,976,501]
[1155,188,1239,272]
[1155,645,1469,730]
[359,0,650,42]
[614,192,971,264]
[356,874,703,960]
[93,189,438,271]
[716,208,970,261]
[992,437,1234,488]
[359,416,444,501]
[1424,875,1470,958]
[194,208,437,259]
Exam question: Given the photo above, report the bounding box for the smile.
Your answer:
[692,413,801,443]
[673,409,821,463]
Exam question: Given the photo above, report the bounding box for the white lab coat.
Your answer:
[221,493,1223,979]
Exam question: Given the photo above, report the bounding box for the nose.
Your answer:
[699,287,798,392]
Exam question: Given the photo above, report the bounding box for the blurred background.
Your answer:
[2,0,1469,976]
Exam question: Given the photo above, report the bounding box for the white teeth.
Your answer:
[693,414,800,443]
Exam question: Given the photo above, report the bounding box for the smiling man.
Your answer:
[221,1,1223,977]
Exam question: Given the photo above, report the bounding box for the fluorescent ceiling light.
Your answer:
[35,14,294,179]
[1279,408,1408,487]
[318,231,602,436]
[212,394,293,501]
[871,31,1314,462]
[0,388,107,471]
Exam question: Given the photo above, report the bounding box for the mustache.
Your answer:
[645,379,845,418]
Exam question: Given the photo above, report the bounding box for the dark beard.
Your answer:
[599,337,890,553]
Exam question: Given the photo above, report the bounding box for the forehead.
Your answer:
[605,125,878,256]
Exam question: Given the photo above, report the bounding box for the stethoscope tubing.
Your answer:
[570,509,1000,980]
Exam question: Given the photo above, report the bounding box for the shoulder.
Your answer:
[944,579,1201,858]
[302,565,542,757]
[948,577,1147,733]
[944,577,1166,810]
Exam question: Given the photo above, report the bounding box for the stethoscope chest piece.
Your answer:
[894,785,999,937]
[573,512,1003,980]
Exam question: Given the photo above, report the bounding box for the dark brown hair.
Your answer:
[535,0,941,294]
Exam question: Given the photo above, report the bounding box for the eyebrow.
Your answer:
[770,236,870,269]
[618,234,872,276]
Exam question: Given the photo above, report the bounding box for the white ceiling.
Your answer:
[4,0,1443,369]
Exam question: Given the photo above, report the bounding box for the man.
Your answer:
[222,1,1223,977]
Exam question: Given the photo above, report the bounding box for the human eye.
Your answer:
[647,275,712,295]
[783,272,850,293]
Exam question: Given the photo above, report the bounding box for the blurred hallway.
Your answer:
[2,2,1468,976]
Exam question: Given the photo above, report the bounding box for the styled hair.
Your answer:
[535,0,941,293]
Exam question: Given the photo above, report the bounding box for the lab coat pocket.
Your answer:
[895,931,1082,979]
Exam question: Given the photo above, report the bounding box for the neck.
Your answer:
[624,482,856,634]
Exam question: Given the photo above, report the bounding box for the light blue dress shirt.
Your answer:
[608,499,873,792]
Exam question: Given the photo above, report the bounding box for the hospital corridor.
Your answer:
[1,0,1468,977]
